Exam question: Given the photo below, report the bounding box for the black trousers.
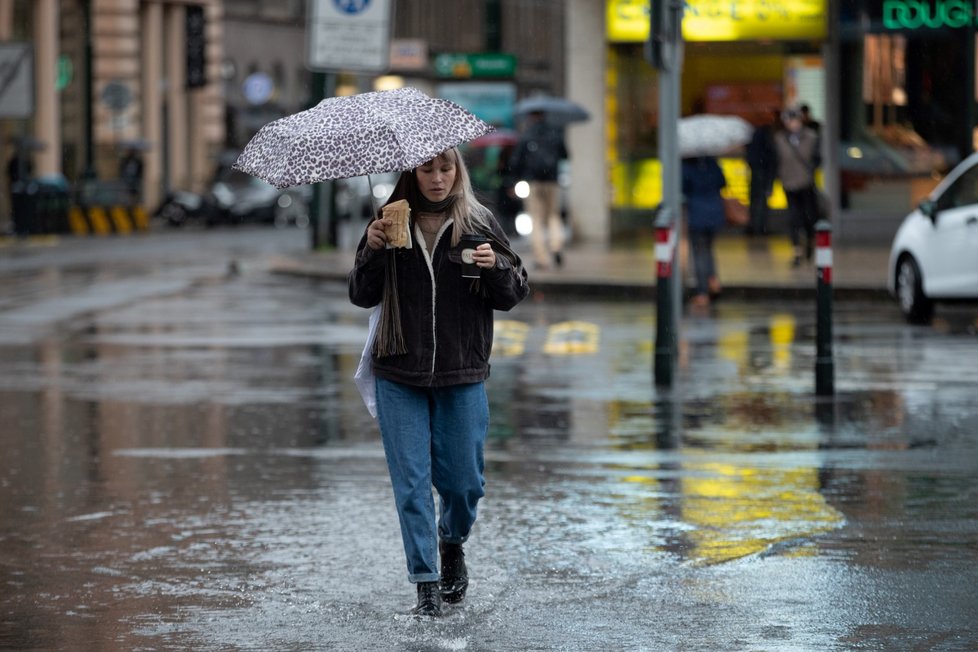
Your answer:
[785,186,819,252]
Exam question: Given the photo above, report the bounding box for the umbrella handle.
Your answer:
[367,174,380,218]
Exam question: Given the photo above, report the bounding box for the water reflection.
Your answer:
[2,284,977,648]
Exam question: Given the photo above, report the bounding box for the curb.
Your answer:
[267,255,892,302]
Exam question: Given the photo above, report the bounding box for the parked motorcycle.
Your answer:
[156,168,312,228]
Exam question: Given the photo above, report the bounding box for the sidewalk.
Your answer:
[268,232,893,301]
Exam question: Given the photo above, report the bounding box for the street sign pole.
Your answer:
[305,0,393,250]
[650,0,684,388]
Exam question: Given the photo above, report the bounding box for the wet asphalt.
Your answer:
[1,227,977,651]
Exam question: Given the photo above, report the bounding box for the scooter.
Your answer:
[155,189,220,227]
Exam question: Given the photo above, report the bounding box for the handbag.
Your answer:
[723,197,749,227]
[354,304,381,418]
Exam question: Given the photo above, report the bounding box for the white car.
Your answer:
[888,151,978,323]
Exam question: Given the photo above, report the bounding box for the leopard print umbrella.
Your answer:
[234,87,494,189]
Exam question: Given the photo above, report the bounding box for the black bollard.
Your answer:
[815,220,834,395]
[654,206,676,387]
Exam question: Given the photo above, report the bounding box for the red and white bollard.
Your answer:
[815,220,834,396]
[816,225,833,285]
[655,221,673,280]
[654,208,676,387]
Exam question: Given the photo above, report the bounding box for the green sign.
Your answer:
[56,55,72,91]
[883,0,976,29]
[433,53,516,79]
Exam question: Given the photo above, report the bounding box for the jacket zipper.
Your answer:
[416,219,453,380]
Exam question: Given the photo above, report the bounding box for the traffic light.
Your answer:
[186,4,206,88]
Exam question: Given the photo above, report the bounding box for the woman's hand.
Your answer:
[366,218,389,250]
[473,242,496,268]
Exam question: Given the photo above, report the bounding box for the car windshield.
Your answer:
[934,157,978,211]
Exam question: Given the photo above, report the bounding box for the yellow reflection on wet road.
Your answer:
[679,459,845,565]
[493,320,530,357]
[543,321,601,355]
[494,319,602,357]
[769,313,796,372]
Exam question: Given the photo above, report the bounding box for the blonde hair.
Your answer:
[383,148,494,247]
[426,148,492,246]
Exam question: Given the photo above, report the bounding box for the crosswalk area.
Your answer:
[494,319,603,357]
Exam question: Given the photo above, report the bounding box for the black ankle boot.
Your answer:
[439,541,468,604]
[412,581,442,617]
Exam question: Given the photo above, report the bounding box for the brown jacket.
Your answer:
[773,127,819,192]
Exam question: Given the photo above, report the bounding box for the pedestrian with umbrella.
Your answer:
[677,113,753,307]
[236,87,530,618]
[350,146,528,617]
[508,109,569,269]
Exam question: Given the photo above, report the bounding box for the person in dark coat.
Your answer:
[745,110,779,235]
[773,106,821,267]
[119,148,144,203]
[349,147,528,618]
[682,155,727,307]
[508,110,568,269]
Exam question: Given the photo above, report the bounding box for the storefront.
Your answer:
[838,0,976,216]
[605,0,978,239]
[605,0,829,234]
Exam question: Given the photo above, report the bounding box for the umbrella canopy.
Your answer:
[514,95,590,125]
[467,128,519,148]
[234,87,494,189]
[678,114,754,158]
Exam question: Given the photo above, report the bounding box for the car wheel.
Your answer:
[895,255,933,324]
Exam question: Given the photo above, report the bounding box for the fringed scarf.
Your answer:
[373,251,407,357]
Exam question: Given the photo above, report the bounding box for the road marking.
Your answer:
[493,320,529,357]
[543,320,600,355]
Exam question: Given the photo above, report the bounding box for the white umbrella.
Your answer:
[678,114,754,158]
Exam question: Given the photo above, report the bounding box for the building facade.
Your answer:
[603,0,977,241]
[3,0,972,243]
[1,0,225,218]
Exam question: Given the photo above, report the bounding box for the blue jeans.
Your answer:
[689,230,716,296]
[375,377,489,583]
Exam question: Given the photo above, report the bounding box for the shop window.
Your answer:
[840,26,969,216]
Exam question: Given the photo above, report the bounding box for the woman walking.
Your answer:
[682,155,727,307]
[348,147,529,617]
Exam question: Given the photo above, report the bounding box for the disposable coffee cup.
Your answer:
[459,233,488,278]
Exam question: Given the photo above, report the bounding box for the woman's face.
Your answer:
[415,155,457,203]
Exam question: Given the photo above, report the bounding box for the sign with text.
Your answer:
[433,53,517,79]
[307,0,393,72]
[0,43,33,118]
[882,0,976,29]
[607,0,828,42]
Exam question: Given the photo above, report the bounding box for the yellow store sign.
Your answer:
[607,0,828,42]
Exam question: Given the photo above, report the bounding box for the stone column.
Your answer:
[165,3,188,191]
[34,0,61,177]
[142,2,164,210]
[565,0,608,243]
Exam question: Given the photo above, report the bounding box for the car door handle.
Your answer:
[968,216,978,226]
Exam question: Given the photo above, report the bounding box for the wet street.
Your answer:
[2,228,977,651]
